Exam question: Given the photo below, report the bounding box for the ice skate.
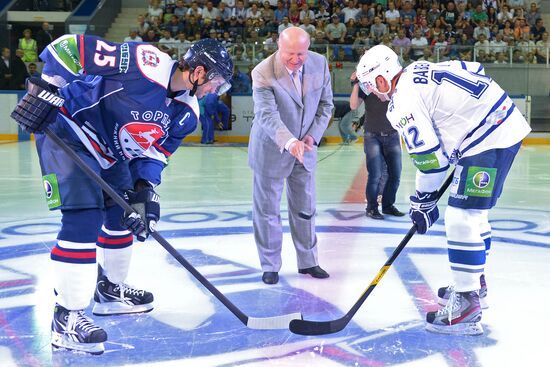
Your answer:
[51,304,107,355]
[438,274,488,309]
[426,290,483,336]
[92,274,154,316]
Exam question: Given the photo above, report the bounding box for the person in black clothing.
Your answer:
[0,48,28,90]
[36,22,54,55]
[12,49,30,89]
[0,47,12,89]
[349,70,405,220]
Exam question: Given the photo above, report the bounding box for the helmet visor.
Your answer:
[208,75,232,96]
[358,79,390,102]
[358,81,374,96]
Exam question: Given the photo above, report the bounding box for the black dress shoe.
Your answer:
[262,272,279,284]
[366,207,384,220]
[298,265,330,279]
[382,205,406,217]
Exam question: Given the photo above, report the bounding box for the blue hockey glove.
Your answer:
[409,191,439,234]
[122,187,160,242]
[10,77,65,133]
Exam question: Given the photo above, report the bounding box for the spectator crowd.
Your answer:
[129,0,548,69]
[2,0,549,91]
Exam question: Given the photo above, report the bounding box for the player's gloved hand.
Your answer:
[10,77,65,133]
[409,191,439,234]
[122,186,160,242]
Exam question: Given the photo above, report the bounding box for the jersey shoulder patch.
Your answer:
[135,44,176,89]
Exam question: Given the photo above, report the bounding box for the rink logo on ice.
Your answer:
[119,122,165,158]
[42,174,62,209]
[465,167,496,197]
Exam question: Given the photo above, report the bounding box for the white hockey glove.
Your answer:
[10,77,65,133]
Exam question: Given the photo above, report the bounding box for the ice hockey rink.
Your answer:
[0,140,549,367]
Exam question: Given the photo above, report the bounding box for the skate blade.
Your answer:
[92,301,154,316]
[51,332,105,355]
[438,296,489,310]
[425,321,484,336]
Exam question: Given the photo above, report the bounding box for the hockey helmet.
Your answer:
[356,45,402,100]
[181,39,234,95]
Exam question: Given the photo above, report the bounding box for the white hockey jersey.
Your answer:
[387,60,531,191]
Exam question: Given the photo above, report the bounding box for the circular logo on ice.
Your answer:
[43,180,53,199]
[472,171,490,189]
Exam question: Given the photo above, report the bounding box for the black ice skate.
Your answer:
[51,304,107,355]
[92,274,154,316]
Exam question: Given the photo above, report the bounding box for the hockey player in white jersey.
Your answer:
[11,37,233,354]
[356,45,531,335]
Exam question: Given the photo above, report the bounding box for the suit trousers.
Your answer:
[252,163,319,272]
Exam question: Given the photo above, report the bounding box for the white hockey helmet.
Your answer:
[356,45,402,100]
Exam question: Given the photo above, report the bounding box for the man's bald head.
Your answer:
[278,27,310,72]
[279,26,310,48]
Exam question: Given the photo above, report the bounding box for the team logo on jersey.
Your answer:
[141,49,160,67]
[486,106,508,125]
[465,166,497,197]
[119,122,165,158]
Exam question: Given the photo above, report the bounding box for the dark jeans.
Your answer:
[363,131,402,210]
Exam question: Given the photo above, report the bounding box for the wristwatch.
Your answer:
[350,79,359,87]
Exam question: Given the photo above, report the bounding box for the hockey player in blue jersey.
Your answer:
[10,35,233,354]
[356,45,531,336]
[199,93,231,144]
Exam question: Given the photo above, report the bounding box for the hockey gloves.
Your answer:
[409,191,439,234]
[123,188,160,242]
[11,77,65,133]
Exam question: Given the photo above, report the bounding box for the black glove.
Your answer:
[409,191,439,234]
[10,77,65,133]
[122,187,160,242]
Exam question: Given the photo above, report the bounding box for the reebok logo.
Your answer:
[37,90,65,107]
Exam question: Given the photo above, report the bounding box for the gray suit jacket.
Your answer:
[248,51,334,178]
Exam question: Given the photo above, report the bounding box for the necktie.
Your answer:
[292,70,302,97]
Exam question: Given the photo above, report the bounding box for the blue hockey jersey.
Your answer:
[40,34,199,185]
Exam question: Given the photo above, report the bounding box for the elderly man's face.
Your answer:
[278,33,309,72]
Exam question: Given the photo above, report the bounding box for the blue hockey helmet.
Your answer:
[181,39,233,96]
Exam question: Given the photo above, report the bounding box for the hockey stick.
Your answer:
[289,171,455,335]
[43,128,302,329]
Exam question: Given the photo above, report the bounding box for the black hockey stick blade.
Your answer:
[290,172,455,336]
[43,128,301,330]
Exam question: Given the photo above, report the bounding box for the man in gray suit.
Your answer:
[249,27,334,285]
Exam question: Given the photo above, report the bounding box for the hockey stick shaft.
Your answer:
[289,171,455,335]
[43,128,300,329]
